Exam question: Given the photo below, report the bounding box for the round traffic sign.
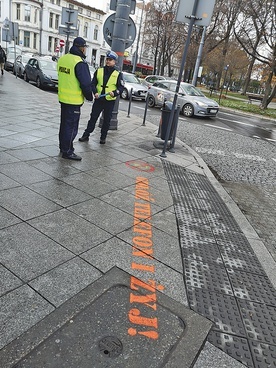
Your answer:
[103,14,136,48]
[59,39,65,47]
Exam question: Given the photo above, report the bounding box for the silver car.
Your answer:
[147,80,219,117]
[13,53,33,78]
[23,57,58,89]
[121,72,148,100]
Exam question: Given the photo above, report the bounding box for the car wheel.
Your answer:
[23,72,29,82]
[36,77,42,89]
[148,95,155,108]
[182,103,194,117]
[121,88,129,99]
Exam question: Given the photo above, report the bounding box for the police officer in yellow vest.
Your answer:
[79,50,124,144]
[58,37,93,160]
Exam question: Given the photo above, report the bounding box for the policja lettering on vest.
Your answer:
[57,37,93,161]
[79,50,125,145]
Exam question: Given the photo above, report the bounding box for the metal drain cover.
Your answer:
[1,267,212,368]
[98,336,123,358]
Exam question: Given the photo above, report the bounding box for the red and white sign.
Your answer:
[59,39,65,47]
[55,46,60,52]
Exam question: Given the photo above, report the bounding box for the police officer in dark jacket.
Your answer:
[0,45,7,75]
[79,50,124,144]
[58,37,93,160]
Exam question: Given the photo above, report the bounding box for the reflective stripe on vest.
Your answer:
[58,54,84,105]
[96,68,119,101]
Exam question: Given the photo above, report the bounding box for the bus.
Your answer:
[122,59,154,76]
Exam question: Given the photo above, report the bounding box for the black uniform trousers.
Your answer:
[84,98,116,140]
[59,103,81,155]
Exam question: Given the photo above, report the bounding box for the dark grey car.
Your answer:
[23,57,58,89]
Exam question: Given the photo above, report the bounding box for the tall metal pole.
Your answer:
[160,0,200,157]
[109,0,132,130]
[192,25,206,86]
[132,0,144,74]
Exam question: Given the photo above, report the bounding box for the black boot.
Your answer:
[79,134,89,142]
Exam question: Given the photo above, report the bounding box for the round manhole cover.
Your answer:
[98,336,123,358]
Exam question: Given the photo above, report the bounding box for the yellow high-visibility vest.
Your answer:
[58,54,84,105]
[96,68,119,100]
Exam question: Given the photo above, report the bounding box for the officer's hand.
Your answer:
[95,93,99,99]
[109,91,114,97]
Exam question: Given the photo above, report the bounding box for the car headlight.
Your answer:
[196,101,208,108]
[43,73,52,80]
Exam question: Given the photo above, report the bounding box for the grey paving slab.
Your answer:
[8,148,48,161]
[81,237,187,305]
[0,268,210,368]
[118,226,183,273]
[0,161,52,184]
[68,198,134,235]
[28,178,93,207]
[0,265,23,297]
[1,222,73,281]
[0,207,22,229]
[0,186,62,220]
[0,172,20,190]
[86,165,137,190]
[60,171,115,196]
[193,341,247,368]
[28,209,112,254]
[0,284,54,350]
[27,156,81,177]
[29,257,102,307]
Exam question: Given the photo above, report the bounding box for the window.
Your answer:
[84,22,88,38]
[24,5,31,22]
[93,25,98,40]
[55,14,59,29]
[50,0,54,4]
[78,7,83,14]
[48,36,53,52]
[34,9,38,23]
[49,12,53,28]
[33,33,37,49]
[24,31,30,47]
[96,14,101,20]
[69,4,74,9]
[56,0,60,5]
[87,10,91,17]
[16,4,20,20]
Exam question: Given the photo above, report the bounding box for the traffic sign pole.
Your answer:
[110,0,133,130]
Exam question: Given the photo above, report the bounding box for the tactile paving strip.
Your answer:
[182,243,223,265]
[248,340,276,368]
[187,287,246,336]
[238,300,276,345]
[184,259,233,295]
[207,330,254,367]
[220,247,266,275]
[163,160,276,367]
[228,270,276,305]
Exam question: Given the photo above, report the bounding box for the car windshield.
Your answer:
[124,74,140,84]
[180,84,205,96]
[40,60,57,70]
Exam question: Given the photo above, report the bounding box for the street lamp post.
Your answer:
[3,17,10,52]
[132,0,144,74]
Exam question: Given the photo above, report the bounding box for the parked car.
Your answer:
[121,72,148,100]
[142,75,172,87]
[23,57,58,89]
[5,46,22,71]
[147,80,219,117]
[13,53,33,78]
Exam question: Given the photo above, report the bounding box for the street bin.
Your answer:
[160,101,178,140]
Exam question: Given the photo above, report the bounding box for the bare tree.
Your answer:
[233,0,276,108]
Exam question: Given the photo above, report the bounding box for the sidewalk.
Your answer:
[0,72,276,367]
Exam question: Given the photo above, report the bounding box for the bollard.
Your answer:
[142,93,149,126]
[127,88,133,118]
[169,105,180,153]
